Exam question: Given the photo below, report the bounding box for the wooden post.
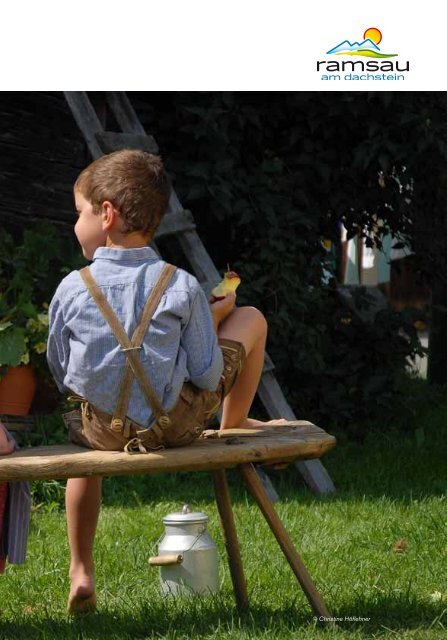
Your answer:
[213,469,249,613]
[240,463,332,622]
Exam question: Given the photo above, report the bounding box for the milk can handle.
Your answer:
[149,554,183,566]
[152,526,205,555]
[149,527,205,567]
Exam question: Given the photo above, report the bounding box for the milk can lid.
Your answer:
[162,504,208,525]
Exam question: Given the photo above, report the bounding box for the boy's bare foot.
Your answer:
[67,569,96,615]
[67,591,97,615]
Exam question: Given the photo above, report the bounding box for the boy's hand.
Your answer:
[209,293,236,329]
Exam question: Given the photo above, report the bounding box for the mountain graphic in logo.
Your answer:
[326,27,397,58]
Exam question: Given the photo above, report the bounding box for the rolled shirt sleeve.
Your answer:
[181,285,224,391]
[46,290,72,393]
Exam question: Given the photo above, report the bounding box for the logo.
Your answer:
[326,28,397,59]
[317,27,409,82]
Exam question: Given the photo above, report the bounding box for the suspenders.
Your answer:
[79,263,177,434]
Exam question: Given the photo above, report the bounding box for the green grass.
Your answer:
[1,391,447,638]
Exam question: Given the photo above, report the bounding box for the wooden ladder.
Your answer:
[63,91,335,496]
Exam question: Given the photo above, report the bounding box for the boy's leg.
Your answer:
[218,306,273,429]
[66,476,102,613]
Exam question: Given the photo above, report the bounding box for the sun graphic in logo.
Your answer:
[326,26,396,57]
[363,27,382,45]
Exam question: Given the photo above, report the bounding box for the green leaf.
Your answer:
[18,299,37,318]
[0,327,26,367]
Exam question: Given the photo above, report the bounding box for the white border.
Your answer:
[0,1,444,90]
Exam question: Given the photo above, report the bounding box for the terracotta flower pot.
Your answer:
[0,365,37,416]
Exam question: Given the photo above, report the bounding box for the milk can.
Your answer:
[149,505,219,596]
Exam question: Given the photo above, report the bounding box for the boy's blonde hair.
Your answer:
[74,149,171,238]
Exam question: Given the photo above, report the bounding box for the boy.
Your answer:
[47,149,286,614]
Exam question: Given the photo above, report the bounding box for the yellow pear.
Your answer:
[211,267,241,301]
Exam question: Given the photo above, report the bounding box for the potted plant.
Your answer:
[0,221,84,416]
[0,305,49,415]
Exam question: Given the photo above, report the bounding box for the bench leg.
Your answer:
[240,463,331,621]
[213,469,249,613]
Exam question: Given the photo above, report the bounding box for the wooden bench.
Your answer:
[0,422,336,622]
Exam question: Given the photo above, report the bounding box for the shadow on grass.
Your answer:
[100,466,268,508]
[0,597,444,639]
[327,597,447,636]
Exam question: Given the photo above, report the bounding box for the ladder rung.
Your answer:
[155,210,196,239]
[95,131,158,155]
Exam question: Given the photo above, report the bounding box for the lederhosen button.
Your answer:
[111,418,124,432]
[158,415,171,428]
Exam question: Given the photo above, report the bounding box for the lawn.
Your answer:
[1,391,447,639]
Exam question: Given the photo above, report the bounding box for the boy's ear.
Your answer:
[101,200,120,230]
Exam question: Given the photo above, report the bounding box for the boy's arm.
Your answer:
[209,294,236,333]
[180,285,224,391]
[46,294,72,393]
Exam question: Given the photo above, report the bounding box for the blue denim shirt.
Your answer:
[47,246,223,427]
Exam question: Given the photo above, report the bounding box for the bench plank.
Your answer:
[0,424,335,482]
